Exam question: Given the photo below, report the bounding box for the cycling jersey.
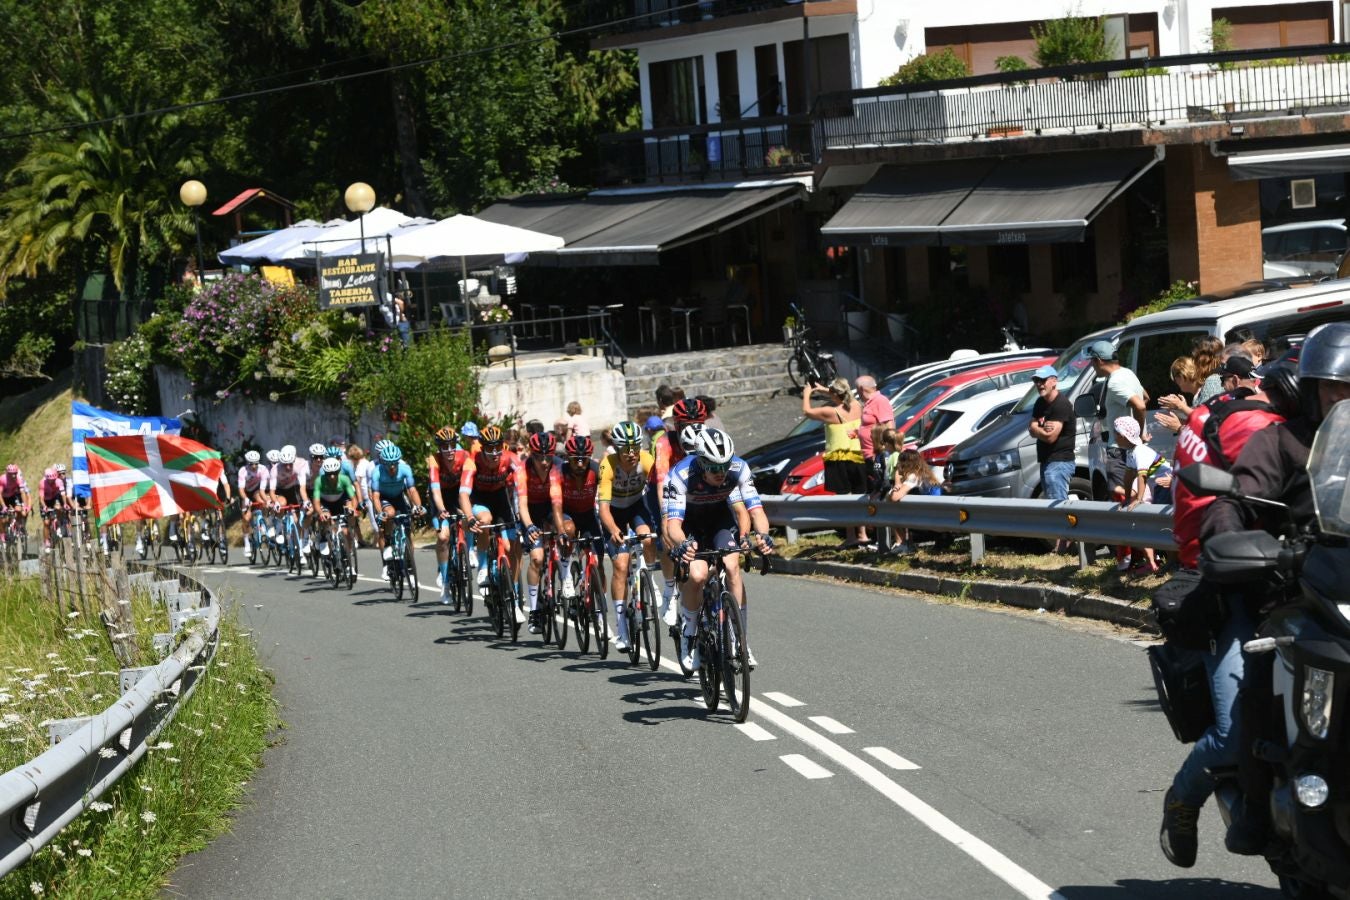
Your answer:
[372,461,416,500]
[238,463,272,495]
[524,456,562,508]
[40,474,65,503]
[271,461,309,493]
[0,471,26,500]
[559,460,599,517]
[312,472,356,504]
[429,449,469,500]
[459,450,523,496]
[663,455,760,522]
[598,451,653,510]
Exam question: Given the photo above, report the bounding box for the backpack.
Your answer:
[1151,568,1228,652]
[1199,394,1282,469]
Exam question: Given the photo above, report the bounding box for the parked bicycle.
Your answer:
[785,301,838,390]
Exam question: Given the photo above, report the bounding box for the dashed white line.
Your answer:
[763,691,805,708]
[780,754,833,779]
[734,722,776,741]
[863,746,922,771]
[808,715,854,735]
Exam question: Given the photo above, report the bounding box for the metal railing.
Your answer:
[0,564,221,876]
[467,309,629,378]
[760,493,1175,566]
[604,0,838,35]
[813,43,1350,150]
[596,115,814,185]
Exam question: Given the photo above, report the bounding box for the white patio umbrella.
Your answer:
[279,207,427,262]
[259,219,348,264]
[218,219,321,266]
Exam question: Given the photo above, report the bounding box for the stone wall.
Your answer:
[477,355,626,428]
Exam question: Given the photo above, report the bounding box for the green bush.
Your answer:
[879,48,971,87]
[0,331,55,380]
[103,331,157,414]
[1119,279,1198,323]
[1032,12,1117,67]
[995,55,1030,73]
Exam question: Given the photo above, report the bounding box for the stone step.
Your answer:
[625,361,792,397]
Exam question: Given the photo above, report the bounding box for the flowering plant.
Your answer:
[479,305,513,324]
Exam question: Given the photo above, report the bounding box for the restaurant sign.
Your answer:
[318,252,384,309]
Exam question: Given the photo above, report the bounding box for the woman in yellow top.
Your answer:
[800,377,873,547]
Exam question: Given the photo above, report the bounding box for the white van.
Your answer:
[1078,284,1350,500]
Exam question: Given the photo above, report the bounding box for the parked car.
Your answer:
[912,385,1027,473]
[1262,218,1347,278]
[744,348,1057,495]
[781,359,1053,495]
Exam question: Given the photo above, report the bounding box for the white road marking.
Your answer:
[863,747,921,771]
[763,691,805,707]
[734,722,776,741]
[808,715,854,735]
[780,754,832,779]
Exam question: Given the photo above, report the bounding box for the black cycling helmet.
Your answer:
[1298,323,1350,421]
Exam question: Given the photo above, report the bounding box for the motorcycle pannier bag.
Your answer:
[1151,568,1228,651]
[1147,641,1215,743]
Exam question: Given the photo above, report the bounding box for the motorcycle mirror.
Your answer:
[1177,463,1239,498]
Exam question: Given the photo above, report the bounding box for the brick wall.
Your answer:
[1165,144,1262,291]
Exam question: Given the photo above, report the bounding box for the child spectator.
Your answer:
[1114,415,1161,575]
[886,448,941,555]
[565,401,590,440]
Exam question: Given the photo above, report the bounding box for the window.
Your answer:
[1052,236,1098,295]
[1232,303,1350,345]
[1132,329,1207,409]
[987,244,1031,295]
[783,34,851,115]
[753,44,781,117]
[716,50,740,121]
[649,57,705,128]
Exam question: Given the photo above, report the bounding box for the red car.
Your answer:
[781,356,1056,496]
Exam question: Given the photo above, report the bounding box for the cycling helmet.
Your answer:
[1298,323,1350,421]
[266,450,280,464]
[435,426,457,444]
[43,467,56,479]
[480,425,503,446]
[379,444,403,463]
[460,422,480,439]
[4,464,16,475]
[279,447,297,464]
[372,439,392,455]
[609,421,642,447]
[308,442,326,457]
[671,397,708,425]
[320,457,342,474]
[528,432,557,456]
[326,445,342,458]
[244,450,261,465]
[694,428,734,465]
[54,463,66,475]
[564,435,593,459]
[678,423,705,455]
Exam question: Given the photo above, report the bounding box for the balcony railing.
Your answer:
[596,115,815,185]
[812,43,1350,151]
[606,0,837,36]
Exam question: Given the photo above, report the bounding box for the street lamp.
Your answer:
[344,182,376,252]
[179,179,207,286]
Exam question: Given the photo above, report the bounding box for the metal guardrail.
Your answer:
[814,43,1350,149]
[760,493,1175,565]
[0,564,221,876]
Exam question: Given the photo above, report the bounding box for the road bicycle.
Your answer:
[302,512,322,578]
[40,507,70,567]
[71,506,98,564]
[618,532,661,670]
[274,504,303,575]
[530,529,564,647]
[785,301,838,390]
[199,507,228,565]
[563,534,607,659]
[478,521,520,641]
[136,517,163,560]
[176,511,199,565]
[676,544,767,724]
[385,511,419,603]
[0,507,25,568]
[437,511,471,613]
[245,501,272,567]
[321,511,356,590]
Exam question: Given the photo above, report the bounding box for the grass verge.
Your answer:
[0,586,279,899]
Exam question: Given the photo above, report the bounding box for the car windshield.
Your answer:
[1012,337,1102,413]
[786,416,822,438]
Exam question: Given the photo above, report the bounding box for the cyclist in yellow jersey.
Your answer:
[598,421,656,652]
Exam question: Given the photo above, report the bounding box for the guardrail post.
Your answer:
[1077,542,1092,571]
[153,633,173,658]
[784,524,799,544]
[47,717,92,746]
[969,532,985,565]
[119,666,157,694]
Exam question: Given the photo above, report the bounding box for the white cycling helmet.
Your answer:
[308,442,327,457]
[266,449,280,464]
[320,457,342,474]
[244,450,261,464]
[694,428,734,465]
[279,447,297,464]
[678,423,705,455]
[54,463,67,475]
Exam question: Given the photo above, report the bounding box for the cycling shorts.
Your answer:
[471,491,517,541]
[382,494,413,518]
[276,484,302,508]
[526,502,554,550]
[319,498,350,519]
[680,506,739,555]
[2,494,23,509]
[41,496,64,511]
[563,510,601,541]
[605,504,653,559]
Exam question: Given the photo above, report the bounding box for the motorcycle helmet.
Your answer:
[1298,323,1350,421]
[694,428,734,465]
[1260,364,1301,420]
[244,450,261,465]
[320,457,342,475]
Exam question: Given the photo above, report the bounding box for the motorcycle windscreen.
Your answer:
[1308,399,1350,537]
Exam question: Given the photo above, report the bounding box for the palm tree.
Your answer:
[0,89,205,299]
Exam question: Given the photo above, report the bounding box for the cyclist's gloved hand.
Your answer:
[671,538,695,562]
[526,524,541,541]
[413,504,426,518]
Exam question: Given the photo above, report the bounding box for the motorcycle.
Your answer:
[1172,399,1350,898]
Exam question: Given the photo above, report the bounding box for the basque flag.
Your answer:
[71,402,180,498]
[84,434,224,528]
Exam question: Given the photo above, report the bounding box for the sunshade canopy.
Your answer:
[1225,142,1350,181]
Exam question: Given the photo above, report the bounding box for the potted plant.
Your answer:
[782,315,797,344]
[479,304,513,352]
[765,145,794,168]
[578,336,602,357]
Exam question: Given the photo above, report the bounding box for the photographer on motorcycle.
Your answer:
[1160,322,1350,868]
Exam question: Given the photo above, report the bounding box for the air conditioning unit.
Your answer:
[1291,178,1317,209]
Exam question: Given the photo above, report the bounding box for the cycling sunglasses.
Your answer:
[703,462,730,475]
[615,442,640,452]
[568,455,590,464]
[482,444,503,455]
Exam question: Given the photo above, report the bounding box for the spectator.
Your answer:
[1086,339,1148,570]
[885,448,942,555]
[644,415,666,451]
[1027,364,1075,553]
[565,401,589,440]
[552,418,570,456]
[1155,356,1204,435]
[696,395,726,431]
[1241,338,1266,367]
[525,419,545,437]
[348,444,375,547]
[856,374,895,495]
[1193,338,1240,405]
[1114,416,1161,575]
[655,385,676,419]
[801,376,871,547]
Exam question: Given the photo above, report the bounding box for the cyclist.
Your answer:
[599,421,657,653]
[557,434,602,603]
[665,428,774,671]
[238,450,272,561]
[519,431,563,634]
[269,445,309,554]
[428,426,471,601]
[651,398,709,622]
[363,439,394,543]
[37,466,71,552]
[458,425,524,590]
[370,443,425,582]
[310,457,357,561]
[299,443,329,554]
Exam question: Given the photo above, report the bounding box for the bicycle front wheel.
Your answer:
[497,565,518,642]
[488,567,505,639]
[722,596,750,723]
[624,594,640,667]
[149,522,162,560]
[406,540,419,603]
[590,575,608,660]
[571,573,589,655]
[640,569,660,671]
[697,620,719,712]
[551,560,567,650]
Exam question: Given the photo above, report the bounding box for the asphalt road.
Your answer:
[166,547,1279,899]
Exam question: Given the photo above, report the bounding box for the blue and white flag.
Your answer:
[71,401,180,498]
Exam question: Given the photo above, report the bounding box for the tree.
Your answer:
[1032,12,1117,67]
[879,49,971,87]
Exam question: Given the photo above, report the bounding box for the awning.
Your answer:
[476,184,804,265]
[822,147,1163,247]
[1226,143,1350,181]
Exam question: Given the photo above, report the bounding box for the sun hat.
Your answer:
[1113,416,1143,446]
